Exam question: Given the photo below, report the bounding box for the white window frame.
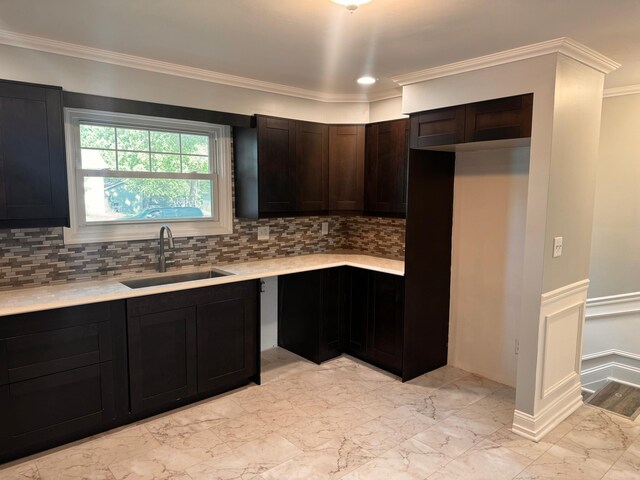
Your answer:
[63,108,233,244]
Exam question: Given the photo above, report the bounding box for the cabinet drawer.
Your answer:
[0,363,114,456]
[1,322,112,384]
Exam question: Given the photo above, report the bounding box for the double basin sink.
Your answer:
[120,268,233,289]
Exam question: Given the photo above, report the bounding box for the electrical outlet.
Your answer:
[257,226,269,241]
[553,236,563,258]
[321,222,329,235]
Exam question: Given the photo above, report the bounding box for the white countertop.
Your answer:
[0,253,404,317]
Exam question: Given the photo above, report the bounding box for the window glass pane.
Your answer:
[81,149,116,170]
[150,131,180,153]
[117,128,149,151]
[151,153,181,173]
[80,124,116,149]
[181,134,209,155]
[182,155,209,174]
[84,177,212,223]
[118,152,150,172]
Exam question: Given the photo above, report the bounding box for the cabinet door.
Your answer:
[329,125,365,211]
[319,268,344,363]
[365,119,409,215]
[278,270,322,363]
[128,306,197,414]
[0,363,114,460]
[344,268,370,359]
[368,273,404,375]
[410,105,466,148]
[464,94,533,143]
[258,116,296,214]
[196,282,258,394]
[296,121,328,212]
[0,80,68,227]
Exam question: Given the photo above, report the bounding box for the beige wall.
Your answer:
[589,94,640,298]
[449,147,530,388]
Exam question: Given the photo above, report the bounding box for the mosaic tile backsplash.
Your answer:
[0,215,405,290]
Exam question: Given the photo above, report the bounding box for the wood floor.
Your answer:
[587,381,640,420]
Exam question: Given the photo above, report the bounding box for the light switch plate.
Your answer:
[257,226,269,241]
[553,236,563,258]
[321,222,329,235]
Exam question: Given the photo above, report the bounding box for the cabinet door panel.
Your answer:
[465,94,533,142]
[365,119,409,214]
[258,116,296,213]
[410,105,465,148]
[368,273,404,374]
[0,82,67,226]
[128,307,197,413]
[329,125,365,211]
[344,268,370,359]
[0,363,114,456]
[197,285,257,393]
[296,121,328,212]
[319,268,343,362]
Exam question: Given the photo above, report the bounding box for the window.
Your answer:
[64,109,232,244]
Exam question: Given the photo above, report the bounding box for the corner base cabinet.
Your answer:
[127,281,259,416]
[0,301,127,462]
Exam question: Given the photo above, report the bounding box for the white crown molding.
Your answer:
[392,37,621,87]
[0,28,381,104]
[604,84,640,98]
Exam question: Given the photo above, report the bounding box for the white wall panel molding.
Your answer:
[603,85,640,98]
[581,291,640,392]
[512,279,588,441]
[392,38,619,87]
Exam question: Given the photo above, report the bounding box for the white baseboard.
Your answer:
[512,382,583,442]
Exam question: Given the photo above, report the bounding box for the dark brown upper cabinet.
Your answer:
[464,93,533,143]
[409,93,534,149]
[257,116,297,214]
[296,121,329,212]
[329,125,365,212]
[0,79,69,229]
[410,105,466,149]
[234,115,329,218]
[365,118,409,216]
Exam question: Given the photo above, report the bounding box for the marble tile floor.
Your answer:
[2,347,639,480]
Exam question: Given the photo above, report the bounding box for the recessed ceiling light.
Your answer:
[331,0,372,13]
[357,76,376,85]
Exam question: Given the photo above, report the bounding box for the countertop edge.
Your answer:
[0,254,404,317]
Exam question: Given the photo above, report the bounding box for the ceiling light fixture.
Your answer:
[357,76,376,85]
[331,0,372,13]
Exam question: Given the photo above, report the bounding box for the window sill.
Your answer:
[62,218,233,245]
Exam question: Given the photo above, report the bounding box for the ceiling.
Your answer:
[1,0,639,98]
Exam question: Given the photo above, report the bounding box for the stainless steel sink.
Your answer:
[120,269,233,289]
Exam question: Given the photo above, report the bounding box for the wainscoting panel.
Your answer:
[581,291,640,393]
[513,278,589,441]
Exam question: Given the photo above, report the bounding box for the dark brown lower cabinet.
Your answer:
[0,301,127,462]
[127,306,198,414]
[127,281,259,416]
[344,269,404,375]
[279,267,404,376]
[278,268,343,364]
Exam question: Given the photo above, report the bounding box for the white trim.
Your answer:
[603,85,640,98]
[392,37,620,86]
[583,349,640,363]
[0,28,385,104]
[63,108,233,244]
[512,383,583,442]
[586,291,640,308]
[541,279,590,305]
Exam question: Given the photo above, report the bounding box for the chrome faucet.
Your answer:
[158,224,175,273]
